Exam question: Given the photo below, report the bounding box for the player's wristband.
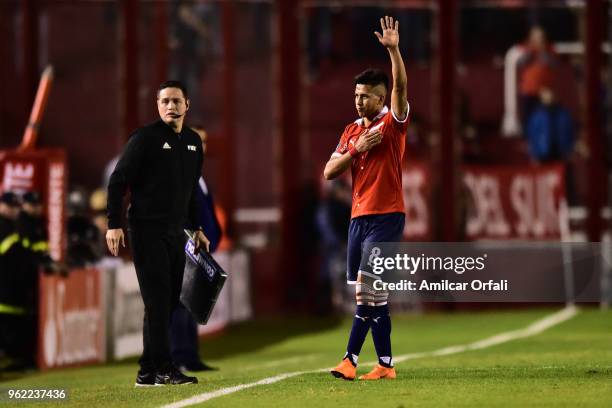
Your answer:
[349,146,359,158]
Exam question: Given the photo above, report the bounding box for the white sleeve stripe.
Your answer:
[391,102,410,123]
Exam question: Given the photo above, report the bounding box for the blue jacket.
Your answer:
[526,105,575,162]
[195,177,222,253]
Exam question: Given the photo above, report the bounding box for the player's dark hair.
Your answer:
[157,80,188,99]
[354,69,389,91]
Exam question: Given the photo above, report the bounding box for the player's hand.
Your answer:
[374,16,399,49]
[355,130,383,153]
[193,229,211,253]
[106,228,125,257]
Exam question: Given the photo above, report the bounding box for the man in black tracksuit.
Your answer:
[106,80,210,387]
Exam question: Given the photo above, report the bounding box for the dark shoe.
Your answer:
[178,360,218,372]
[135,370,156,387]
[155,367,198,385]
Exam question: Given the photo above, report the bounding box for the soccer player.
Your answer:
[324,16,408,381]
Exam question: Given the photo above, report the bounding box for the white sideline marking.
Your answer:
[386,305,579,366]
[162,371,309,407]
[161,307,578,408]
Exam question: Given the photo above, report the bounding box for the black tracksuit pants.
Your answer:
[129,227,185,373]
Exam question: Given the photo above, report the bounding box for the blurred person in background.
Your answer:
[67,188,101,266]
[316,178,351,312]
[17,192,46,251]
[526,88,575,162]
[518,26,557,131]
[0,192,35,370]
[0,193,21,251]
[526,87,576,203]
[17,191,58,273]
[14,191,62,370]
[170,126,221,372]
[106,80,209,387]
[324,16,408,381]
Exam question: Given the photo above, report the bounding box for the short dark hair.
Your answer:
[157,80,188,99]
[354,68,389,91]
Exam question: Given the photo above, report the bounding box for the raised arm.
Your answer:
[374,16,407,120]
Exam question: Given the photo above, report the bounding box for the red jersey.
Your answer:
[519,45,555,96]
[331,105,409,219]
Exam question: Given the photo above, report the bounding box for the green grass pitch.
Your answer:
[1,308,611,407]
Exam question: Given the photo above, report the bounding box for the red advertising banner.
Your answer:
[37,268,106,370]
[0,149,67,260]
[463,164,566,240]
[399,162,565,241]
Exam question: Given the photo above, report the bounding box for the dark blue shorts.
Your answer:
[346,212,405,283]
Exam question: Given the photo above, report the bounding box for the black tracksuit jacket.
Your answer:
[107,120,204,231]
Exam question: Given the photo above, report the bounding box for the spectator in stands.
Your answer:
[526,87,575,162]
[526,87,576,203]
[518,26,557,130]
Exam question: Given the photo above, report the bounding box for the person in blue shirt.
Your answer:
[526,88,575,162]
[526,87,576,203]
